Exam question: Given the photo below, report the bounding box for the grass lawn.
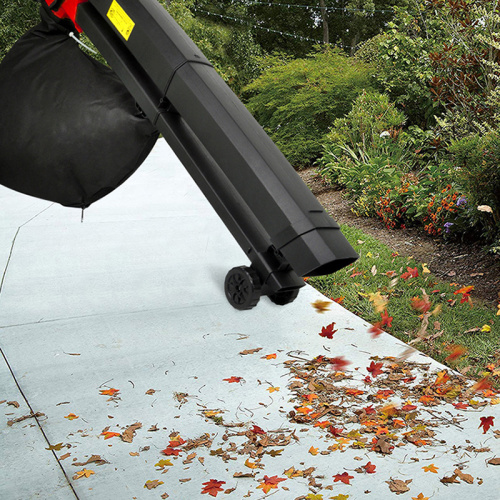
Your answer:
[308,225,500,384]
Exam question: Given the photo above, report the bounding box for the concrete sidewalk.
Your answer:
[1,141,499,500]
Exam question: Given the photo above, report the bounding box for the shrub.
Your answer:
[449,132,500,244]
[242,48,376,168]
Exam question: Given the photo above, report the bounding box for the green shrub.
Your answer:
[242,48,376,168]
[449,132,500,244]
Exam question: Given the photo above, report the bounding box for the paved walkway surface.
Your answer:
[1,141,499,500]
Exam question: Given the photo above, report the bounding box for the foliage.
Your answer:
[243,48,375,167]
[309,224,500,376]
[449,132,500,243]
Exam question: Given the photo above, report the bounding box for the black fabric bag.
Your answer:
[0,8,158,208]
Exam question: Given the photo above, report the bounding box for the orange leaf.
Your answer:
[263,353,277,360]
[308,446,319,455]
[64,413,79,420]
[101,431,120,440]
[422,464,439,473]
[257,475,286,494]
[223,376,243,383]
[100,388,119,396]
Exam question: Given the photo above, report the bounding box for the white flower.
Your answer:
[477,205,493,213]
[380,131,390,138]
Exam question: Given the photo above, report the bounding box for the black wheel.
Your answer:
[224,266,262,310]
[268,289,300,306]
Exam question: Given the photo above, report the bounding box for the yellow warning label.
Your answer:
[107,0,135,41]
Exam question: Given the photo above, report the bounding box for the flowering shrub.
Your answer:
[422,184,461,236]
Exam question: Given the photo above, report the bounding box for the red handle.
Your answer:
[43,0,89,32]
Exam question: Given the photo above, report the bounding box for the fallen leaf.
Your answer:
[331,496,350,500]
[46,443,64,451]
[481,325,492,333]
[422,464,438,473]
[121,422,142,443]
[223,376,243,383]
[333,472,354,484]
[412,495,429,500]
[368,291,387,313]
[363,462,376,474]
[59,453,71,461]
[387,478,412,494]
[101,431,121,440]
[329,356,351,371]
[161,447,181,456]
[99,388,119,396]
[487,458,500,465]
[454,468,474,484]
[263,353,277,360]
[319,322,338,339]
[309,446,319,455]
[440,474,460,484]
[72,455,108,467]
[445,345,467,362]
[73,469,94,479]
[144,480,164,489]
[155,459,173,468]
[145,389,156,395]
[239,348,262,355]
[267,386,280,393]
[201,479,226,497]
[367,361,384,378]
[129,452,139,457]
[251,425,266,434]
[7,401,20,408]
[477,205,493,213]
[479,416,494,434]
[256,475,286,494]
[64,413,79,420]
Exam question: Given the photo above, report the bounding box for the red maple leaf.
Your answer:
[328,426,344,436]
[257,475,287,493]
[453,402,468,410]
[169,437,186,447]
[319,322,338,339]
[364,405,376,414]
[332,296,345,304]
[369,322,384,338]
[161,447,181,456]
[401,404,417,412]
[380,309,393,328]
[479,416,494,434]
[411,296,431,313]
[329,356,351,371]
[367,361,384,377]
[201,479,226,497]
[363,462,376,474]
[401,266,419,280]
[250,425,266,435]
[364,375,372,384]
[223,376,243,383]
[333,472,354,484]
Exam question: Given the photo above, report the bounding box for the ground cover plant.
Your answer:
[308,225,500,385]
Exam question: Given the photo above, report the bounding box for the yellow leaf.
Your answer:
[73,469,94,479]
[245,458,259,469]
[481,325,492,333]
[490,398,500,405]
[312,300,331,313]
[203,410,222,418]
[308,446,319,455]
[431,304,442,316]
[331,495,350,500]
[497,304,500,316]
[366,252,373,258]
[422,263,431,274]
[155,459,173,468]
[267,386,280,393]
[368,291,388,313]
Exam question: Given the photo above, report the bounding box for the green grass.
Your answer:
[309,225,500,381]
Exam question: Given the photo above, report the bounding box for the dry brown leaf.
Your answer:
[386,478,412,494]
[145,389,156,395]
[72,455,108,466]
[487,458,500,465]
[161,494,169,499]
[46,443,65,451]
[179,478,191,483]
[7,401,20,408]
[144,479,164,489]
[129,452,139,457]
[59,453,71,461]
[440,474,460,484]
[121,422,142,443]
[239,348,263,355]
[454,469,473,483]
[234,471,256,478]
